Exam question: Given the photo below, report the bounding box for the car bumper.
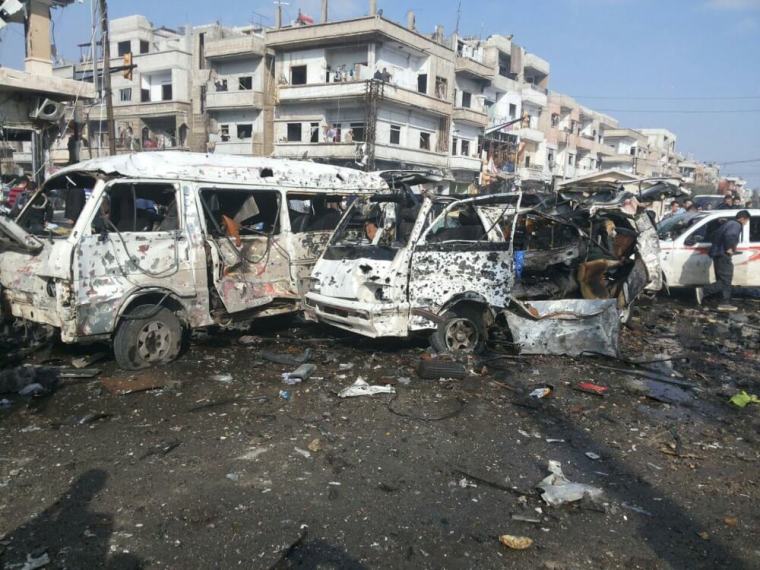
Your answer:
[304,292,409,338]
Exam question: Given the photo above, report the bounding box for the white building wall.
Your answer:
[375,45,428,92]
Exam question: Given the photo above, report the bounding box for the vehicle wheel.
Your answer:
[113,305,183,370]
[430,306,486,354]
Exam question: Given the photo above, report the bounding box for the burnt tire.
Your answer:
[430,307,486,354]
[113,305,183,370]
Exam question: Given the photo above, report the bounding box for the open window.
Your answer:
[287,193,346,233]
[92,183,178,234]
[291,65,307,85]
[200,188,280,239]
[238,76,253,90]
[14,172,100,237]
[426,203,488,243]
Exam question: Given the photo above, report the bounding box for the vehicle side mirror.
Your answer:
[684,234,702,246]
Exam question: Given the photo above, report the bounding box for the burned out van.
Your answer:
[0,152,386,369]
[305,190,662,357]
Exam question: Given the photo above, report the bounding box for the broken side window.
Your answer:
[17,173,98,237]
[200,188,280,239]
[287,193,346,233]
[426,204,488,243]
[92,183,178,234]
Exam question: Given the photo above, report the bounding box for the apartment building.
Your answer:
[267,9,456,181]
[54,15,194,157]
[600,127,650,176]
[479,34,550,185]
[197,25,272,156]
[539,93,618,182]
[0,0,95,178]
[638,128,678,177]
[678,160,720,192]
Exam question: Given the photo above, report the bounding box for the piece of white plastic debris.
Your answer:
[21,551,50,570]
[338,378,396,398]
[212,374,233,383]
[585,452,601,461]
[537,460,604,506]
[294,447,312,459]
[237,447,269,461]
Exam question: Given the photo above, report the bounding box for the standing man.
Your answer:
[696,210,751,311]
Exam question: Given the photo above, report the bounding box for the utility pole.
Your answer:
[99,0,115,155]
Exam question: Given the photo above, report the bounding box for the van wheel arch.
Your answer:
[113,291,188,370]
[430,300,490,354]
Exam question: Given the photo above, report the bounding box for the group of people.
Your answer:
[661,194,753,312]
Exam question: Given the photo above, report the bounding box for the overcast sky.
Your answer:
[1,0,758,187]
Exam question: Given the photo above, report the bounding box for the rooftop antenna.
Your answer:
[273,0,289,29]
[454,0,462,35]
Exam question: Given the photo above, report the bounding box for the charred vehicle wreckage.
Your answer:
[0,152,387,369]
[306,179,673,357]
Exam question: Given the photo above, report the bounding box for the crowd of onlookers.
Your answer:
[660,193,752,222]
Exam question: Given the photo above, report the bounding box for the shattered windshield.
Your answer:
[15,172,97,238]
[657,212,705,240]
[329,195,420,250]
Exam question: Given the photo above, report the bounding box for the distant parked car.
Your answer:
[658,209,760,289]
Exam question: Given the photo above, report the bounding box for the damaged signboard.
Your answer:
[0,152,387,370]
[306,180,667,356]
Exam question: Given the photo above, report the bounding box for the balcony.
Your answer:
[452,106,488,127]
[449,155,482,172]
[455,56,494,80]
[277,80,452,116]
[112,100,191,119]
[517,127,544,143]
[524,52,550,76]
[212,141,254,155]
[518,165,546,181]
[205,35,266,60]
[576,135,594,151]
[273,142,449,168]
[521,85,547,107]
[267,17,451,59]
[206,88,265,110]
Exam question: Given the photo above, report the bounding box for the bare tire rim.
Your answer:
[444,318,478,351]
[136,320,172,362]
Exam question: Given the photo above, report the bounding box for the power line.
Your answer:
[593,108,760,114]
[574,95,760,100]
[717,158,760,165]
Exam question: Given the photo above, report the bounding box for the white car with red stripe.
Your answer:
[658,209,760,288]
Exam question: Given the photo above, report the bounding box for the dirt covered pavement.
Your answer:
[1,295,759,569]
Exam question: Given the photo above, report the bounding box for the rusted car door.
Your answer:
[73,180,195,335]
[407,200,514,312]
[198,186,294,314]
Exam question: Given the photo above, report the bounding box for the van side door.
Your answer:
[198,186,295,315]
[407,201,513,313]
[732,214,760,287]
[74,180,195,336]
[677,214,733,286]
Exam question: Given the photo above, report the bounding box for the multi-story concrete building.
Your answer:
[638,128,678,177]
[54,15,194,157]
[600,127,650,176]
[539,92,618,183]
[479,34,550,185]
[0,0,95,179]
[39,4,718,195]
[267,8,456,181]
[198,24,272,157]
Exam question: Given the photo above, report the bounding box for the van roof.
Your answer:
[46,152,389,192]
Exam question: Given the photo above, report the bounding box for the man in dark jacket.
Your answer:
[696,210,751,311]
